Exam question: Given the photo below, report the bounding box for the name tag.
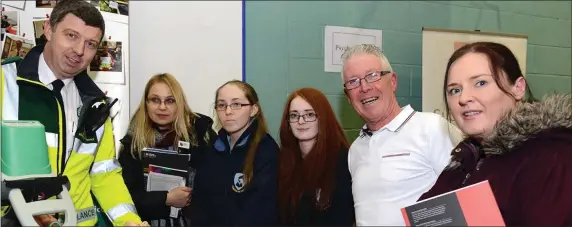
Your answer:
[178,140,190,149]
[76,206,97,223]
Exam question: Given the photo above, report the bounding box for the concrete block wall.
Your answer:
[245,1,571,141]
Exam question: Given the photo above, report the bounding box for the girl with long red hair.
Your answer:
[278,87,355,225]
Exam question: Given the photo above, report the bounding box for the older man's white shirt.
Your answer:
[349,105,461,226]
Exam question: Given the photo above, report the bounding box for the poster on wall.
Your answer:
[2,33,34,60]
[87,20,127,84]
[1,10,19,41]
[32,19,47,45]
[1,1,27,11]
[36,0,58,9]
[324,25,382,73]
[89,40,123,72]
[95,0,128,16]
[421,27,528,118]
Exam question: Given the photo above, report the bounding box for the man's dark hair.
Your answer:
[49,0,105,40]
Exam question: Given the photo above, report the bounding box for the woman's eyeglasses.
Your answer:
[147,97,176,106]
[215,103,252,111]
[288,112,317,123]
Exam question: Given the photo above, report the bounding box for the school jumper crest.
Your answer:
[232,173,245,193]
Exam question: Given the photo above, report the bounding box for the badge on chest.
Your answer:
[232,173,245,193]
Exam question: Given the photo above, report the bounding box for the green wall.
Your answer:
[245,1,572,141]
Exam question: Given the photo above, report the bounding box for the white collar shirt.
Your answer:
[38,53,82,162]
[349,105,461,226]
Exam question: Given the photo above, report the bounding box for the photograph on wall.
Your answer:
[36,0,58,8]
[1,10,19,41]
[32,19,48,46]
[97,0,128,16]
[87,20,127,85]
[2,34,34,60]
[90,40,122,72]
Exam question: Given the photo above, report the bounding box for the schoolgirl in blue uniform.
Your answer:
[189,80,280,226]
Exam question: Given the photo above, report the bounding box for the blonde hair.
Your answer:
[340,44,393,81]
[126,73,198,158]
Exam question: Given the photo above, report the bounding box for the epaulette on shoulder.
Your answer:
[1,56,23,66]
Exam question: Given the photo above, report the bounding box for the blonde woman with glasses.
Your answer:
[118,73,217,226]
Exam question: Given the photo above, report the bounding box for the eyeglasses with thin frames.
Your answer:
[215,103,252,111]
[147,97,176,106]
[344,71,392,90]
[288,112,317,123]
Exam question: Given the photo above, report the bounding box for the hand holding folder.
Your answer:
[140,148,192,218]
[166,186,192,208]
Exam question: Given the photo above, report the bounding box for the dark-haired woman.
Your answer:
[419,42,572,226]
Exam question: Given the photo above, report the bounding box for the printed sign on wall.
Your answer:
[324,25,382,73]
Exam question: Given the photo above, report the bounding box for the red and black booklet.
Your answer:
[401,180,505,226]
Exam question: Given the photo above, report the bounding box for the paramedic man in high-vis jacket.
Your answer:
[0,0,146,226]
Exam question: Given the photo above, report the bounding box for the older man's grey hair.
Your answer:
[340,44,393,82]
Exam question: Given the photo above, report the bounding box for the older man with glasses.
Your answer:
[341,44,461,226]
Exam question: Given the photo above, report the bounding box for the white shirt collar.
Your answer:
[361,105,416,136]
[38,53,73,87]
[384,105,415,132]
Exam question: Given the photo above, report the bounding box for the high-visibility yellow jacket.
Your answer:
[1,45,141,226]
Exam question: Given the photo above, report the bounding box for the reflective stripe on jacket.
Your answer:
[1,45,141,226]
